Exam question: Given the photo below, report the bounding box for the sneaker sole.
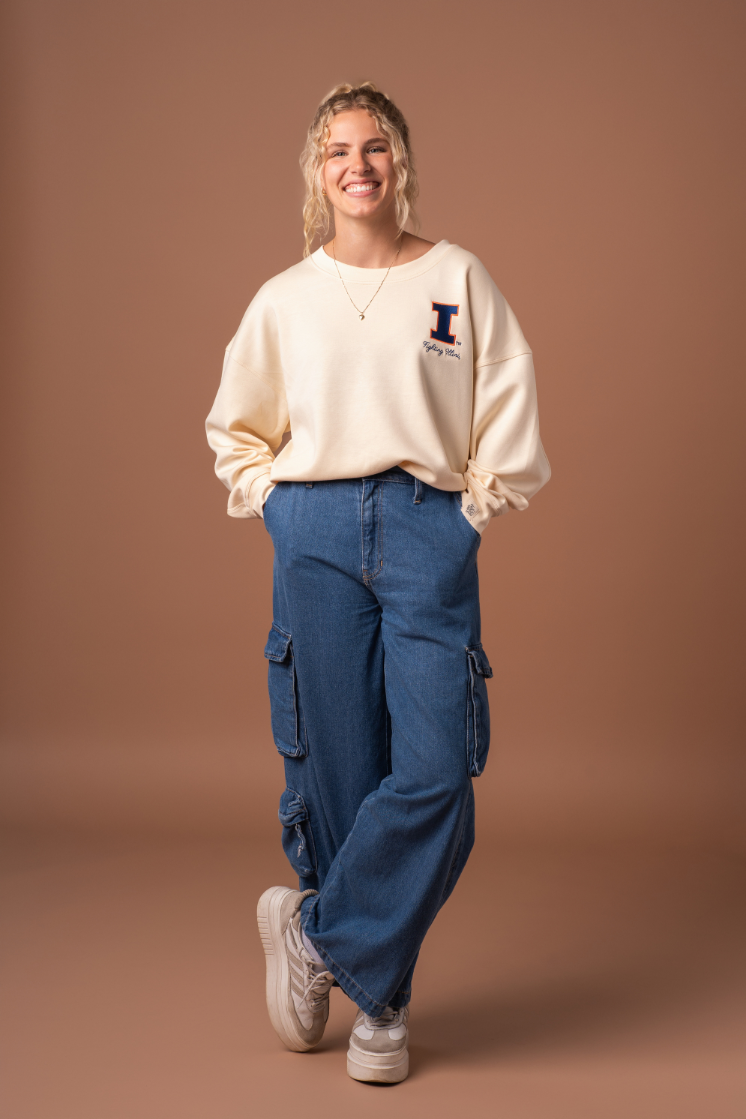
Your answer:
[347,1046,409,1084]
[257,885,316,1053]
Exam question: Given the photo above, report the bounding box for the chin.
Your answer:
[350,195,389,213]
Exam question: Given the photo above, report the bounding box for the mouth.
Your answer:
[343,181,381,195]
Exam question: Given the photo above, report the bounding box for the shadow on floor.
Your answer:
[408,959,722,1073]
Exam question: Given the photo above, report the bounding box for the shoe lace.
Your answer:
[287,917,334,1011]
[304,966,334,1011]
[363,1005,407,1031]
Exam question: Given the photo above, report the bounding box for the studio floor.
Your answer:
[2,830,744,1119]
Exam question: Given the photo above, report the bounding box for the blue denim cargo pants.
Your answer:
[262,467,493,1017]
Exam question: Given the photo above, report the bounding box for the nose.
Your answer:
[350,146,372,175]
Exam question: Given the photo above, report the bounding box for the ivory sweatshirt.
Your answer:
[206,239,550,535]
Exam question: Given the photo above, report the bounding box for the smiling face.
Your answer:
[322,109,397,227]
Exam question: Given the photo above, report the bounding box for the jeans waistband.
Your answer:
[363,466,415,484]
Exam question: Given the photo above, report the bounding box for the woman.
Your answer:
[206,82,550,1084]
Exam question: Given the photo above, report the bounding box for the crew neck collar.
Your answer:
[311,239,452,283]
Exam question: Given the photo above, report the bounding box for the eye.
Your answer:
[367,146,386,154]
[330,150,347,158]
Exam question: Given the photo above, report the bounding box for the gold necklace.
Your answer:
[331,238,401,320]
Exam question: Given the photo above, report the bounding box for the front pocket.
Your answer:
[264,623,308,758]
[278,787,317,878]
[466,644,493,777]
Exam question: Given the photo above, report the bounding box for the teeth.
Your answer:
[345,183,379,193]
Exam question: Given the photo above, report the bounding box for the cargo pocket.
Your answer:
[264,623,308,758]
[279,787,317,878]
[466,644,493,777]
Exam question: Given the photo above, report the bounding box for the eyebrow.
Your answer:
[326,138,389,148]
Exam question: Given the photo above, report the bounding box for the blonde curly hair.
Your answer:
[300,82,419,258]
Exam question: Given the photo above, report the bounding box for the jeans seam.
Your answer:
[468,658,476,774]
[291,649,300,756]
[377,483,383,575]
[362,481,384,586]
[441,783,470,903]
[465,656,473,775]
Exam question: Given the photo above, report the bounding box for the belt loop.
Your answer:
[413,478,422,505]
[305,482,313,488]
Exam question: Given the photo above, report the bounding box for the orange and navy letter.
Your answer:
[430,302,459,344]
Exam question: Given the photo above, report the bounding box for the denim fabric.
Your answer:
[262,467,493,1017]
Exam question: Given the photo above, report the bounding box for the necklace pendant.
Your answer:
[359,313,365,320]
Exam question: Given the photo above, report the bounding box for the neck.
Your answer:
[327,212,402,268]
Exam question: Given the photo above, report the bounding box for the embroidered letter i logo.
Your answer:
[430,302,459,344]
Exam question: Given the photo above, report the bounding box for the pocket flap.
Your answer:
[467,644,493,678]
[278,787,309,828]
[264,623,292,662]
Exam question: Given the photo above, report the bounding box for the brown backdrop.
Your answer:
[2,0,744,847]
[2,3,745,1117]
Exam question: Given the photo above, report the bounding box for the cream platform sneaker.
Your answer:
[256,885,335,1052]
[347,1005,409,1083]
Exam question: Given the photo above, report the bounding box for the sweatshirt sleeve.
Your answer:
[462,260,551,534]
[205,288,289,519]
